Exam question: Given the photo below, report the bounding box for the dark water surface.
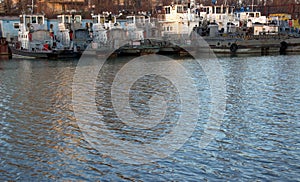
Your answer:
[0,55,299,181]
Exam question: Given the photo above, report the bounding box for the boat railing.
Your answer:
[226,33,288,40]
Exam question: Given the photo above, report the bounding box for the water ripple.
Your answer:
[0,56,300,181]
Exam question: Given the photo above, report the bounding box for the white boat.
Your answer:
[56,14,91,53]
[90,13,118,48]
[198,4,239,33]
[157,3,201,36]
[10,14,80,58]
[157,2,241,37]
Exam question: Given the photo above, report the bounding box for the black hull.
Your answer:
[10,46,81,59]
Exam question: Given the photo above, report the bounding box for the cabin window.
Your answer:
[165,7,170,14]
[38,16,43,24]
[32,16,37,24]
[75,16,81,23]
[183,6,188,12]
[177,6,183,13]
[13,23,19,29]
[127,17,134,24]
[223,7,226,14]
[58,17,63,23]
[25,16,30,24]
[249,13,254,17]
[216,7,221,14]
[65,16,70,23]
[100,17,105,24]
[93,17,98,23]
[256,13,260,17]
[20,16,24,23]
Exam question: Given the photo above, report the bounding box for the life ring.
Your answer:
[230,43,238,53]
[43,44,49,51]
[280,41,288,53]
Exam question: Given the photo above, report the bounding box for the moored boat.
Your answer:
[155,1,300,56]
[9,14,81,59]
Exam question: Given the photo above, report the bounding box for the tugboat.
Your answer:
[9,14,80,59]
[89,13,160,56]
[90,13,116,49]
[116,15,160,55]
[157,1,300,56]
[57,14,92,54]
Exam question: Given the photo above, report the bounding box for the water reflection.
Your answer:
[0,56,299,181]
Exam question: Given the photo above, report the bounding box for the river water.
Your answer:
[0,55,299,181]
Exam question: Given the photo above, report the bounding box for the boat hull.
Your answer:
[10,45,81,59]
[0,38,12,60]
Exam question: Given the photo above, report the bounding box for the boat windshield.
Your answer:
[75,16,81,23]
[93,16,98,23]
[38,16,43,24]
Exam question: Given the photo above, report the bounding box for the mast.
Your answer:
[32,0,34,13]
[27,0,35,14]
